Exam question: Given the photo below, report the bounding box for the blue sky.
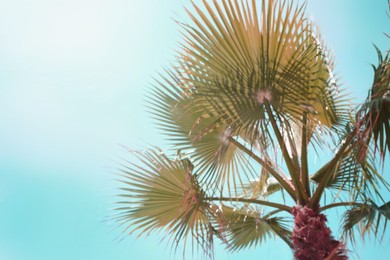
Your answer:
[0,0,389,259]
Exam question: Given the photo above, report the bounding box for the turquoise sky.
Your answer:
[0,0,389,259]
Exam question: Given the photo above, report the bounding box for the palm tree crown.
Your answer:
[113,0,390,259]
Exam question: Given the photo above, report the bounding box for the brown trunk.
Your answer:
[291,205,348,260]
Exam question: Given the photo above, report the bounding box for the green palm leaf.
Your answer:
[215,205,292,250]
[114,148,215,255]
[179,0,347,143]
[311,141,388,198]
[342,201,390,244]
[148,73,258,195]
[357,47,390,159]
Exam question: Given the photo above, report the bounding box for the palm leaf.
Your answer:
[114,148,215,256]
[342,201,390,244]
[148,73,258,195]
[215,205,292,250]
[311,141,388,199]
[356,47,390,159]
[179,0,348,154]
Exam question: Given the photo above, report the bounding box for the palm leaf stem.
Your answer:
[262,209,285,219]
[228,136,296,200]
[310,127,358,208]
[301,113,310,197]
[319,202,365,212]
[264,102,308,204]
[204,196,292,213]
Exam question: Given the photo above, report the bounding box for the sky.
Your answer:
[0,0,389,259]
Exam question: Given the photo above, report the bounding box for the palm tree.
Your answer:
[114,0,390,259]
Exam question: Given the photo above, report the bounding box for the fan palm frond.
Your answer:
[311,141,388,199]
[357,47,390,159]
[215,205,292,250]
[114,148,215,255]
[148,73,258,195]
[342,201,390,244]
[179,0,348,146]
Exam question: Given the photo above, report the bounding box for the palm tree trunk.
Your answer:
[292,205,348,260]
